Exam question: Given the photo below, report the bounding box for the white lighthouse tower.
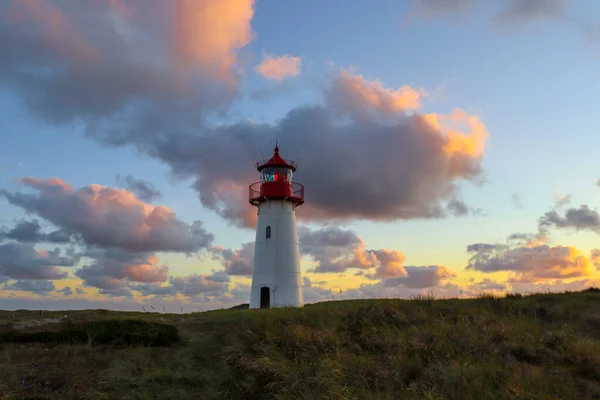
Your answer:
[248,144,304,309]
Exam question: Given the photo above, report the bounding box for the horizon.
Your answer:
[1,0,600,312]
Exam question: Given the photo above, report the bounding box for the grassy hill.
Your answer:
[1,290,600,399]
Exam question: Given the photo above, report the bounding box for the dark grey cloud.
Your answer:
[57,286,74,296]
[125,270,231,299]
[506,231,548,246]
[216,242,254,276]
[0,242,78,280]
[3,279,56,293]
[143,102,485,228]
[539,205,600,233]
[0,219,71,244]
[0,178,214,253]
[100,286,133,298]
[168,273,230,297]
[115,174,162,202]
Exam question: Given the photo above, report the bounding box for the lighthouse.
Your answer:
[248,144,304,308]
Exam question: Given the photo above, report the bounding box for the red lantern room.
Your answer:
[249,145,304,207]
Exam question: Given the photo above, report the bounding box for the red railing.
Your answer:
[249,181,304,206]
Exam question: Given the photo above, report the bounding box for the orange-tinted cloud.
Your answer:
[327,68,424,117]
[424,108,488,159]
[467,242,592,283]
[255,53,301,81]
[173,0,255,82]
[369,249,407,278]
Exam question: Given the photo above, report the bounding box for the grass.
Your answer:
[0,319,180,347]
[1,289,600,399]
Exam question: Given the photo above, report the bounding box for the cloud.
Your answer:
[76,248,168,292]
[0,219,71,244]
[168,272,230,297]
[57,286,73,296]
[552,193,573,208]
[466,241,592,283]
[0,0,489,230]
[300,226,378,273]
[0,242,78,280]
[591,249,600,269]
[473,278,506,291]
[506,231,548,247]
[299,226,454,289]
[381,265,456,288]
[493,0,572,26]
[0,177,214,253]
[326,68,424,117]
[115,174,162,202]
[407,0,478,18]
[3,279,56,293]
[172,0,256,82]
[511,193,523,209]
[0,0,254,139]
[131,269,230,299]
[539,205,600,233]
[255,53,301,81]
[368,249,407,278]
[216,241,254,275]
[302,276,333,303]
[148,77,487,228]
[409,0,572,25]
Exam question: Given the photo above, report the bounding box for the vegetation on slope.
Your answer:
[1,289,600,399]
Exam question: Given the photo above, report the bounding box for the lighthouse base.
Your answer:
[249,199,303,309]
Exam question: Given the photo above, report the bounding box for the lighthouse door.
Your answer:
[260,286,270,309]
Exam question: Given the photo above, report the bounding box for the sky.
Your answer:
[1,0,600,312]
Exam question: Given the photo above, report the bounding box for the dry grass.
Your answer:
[1,289,600,399]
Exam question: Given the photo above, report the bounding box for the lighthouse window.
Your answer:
[261,167,290,183]
[266,226,271,239]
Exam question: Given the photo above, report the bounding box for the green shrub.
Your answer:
[0,319,179,347]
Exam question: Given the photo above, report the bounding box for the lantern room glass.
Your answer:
[261,167,292,183]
